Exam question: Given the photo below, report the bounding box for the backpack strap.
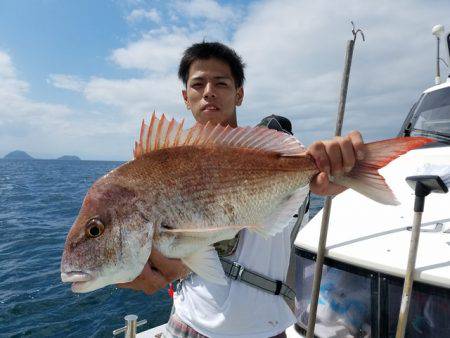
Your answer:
[219,257,296,302]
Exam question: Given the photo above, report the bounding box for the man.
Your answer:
[118,42,365,337]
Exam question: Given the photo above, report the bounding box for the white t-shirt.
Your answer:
[173,188,308,338]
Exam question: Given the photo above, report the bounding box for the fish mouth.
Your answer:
[61,270,104,293]
[61,271,93,283]
[61,271,95,292]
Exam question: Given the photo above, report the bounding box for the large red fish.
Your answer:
[61,113,432,292]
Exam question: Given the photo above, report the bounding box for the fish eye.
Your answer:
[85,218,105,238]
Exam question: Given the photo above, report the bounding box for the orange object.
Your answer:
[168,283,174,298]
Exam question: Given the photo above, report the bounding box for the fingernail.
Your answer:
[344,166,352,173]
[357,151,365,160]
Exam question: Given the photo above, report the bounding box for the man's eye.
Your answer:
[217,82,228,87]
[191,83,202,88]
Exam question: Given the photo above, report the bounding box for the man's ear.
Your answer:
[236,86,244,106]
[182,89,190,109]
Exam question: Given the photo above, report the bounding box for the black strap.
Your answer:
[290,192,310,248]
[220,257,296,301]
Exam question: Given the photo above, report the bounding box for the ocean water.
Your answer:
[0,159,323,337]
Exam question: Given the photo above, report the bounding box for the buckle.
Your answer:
[279,284,295,301]
[230,262,244,280]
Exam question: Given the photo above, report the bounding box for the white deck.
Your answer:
[137,323,306,337]
[137,323,165,337]
[295,145,450,288]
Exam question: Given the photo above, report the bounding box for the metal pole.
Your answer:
[394,175,447,338]
[395,211,423,338]
[436,36,441,85]
[306,23,364,338]
[335,40,355,136]
[125,314,138,338]
[112,314,147,337]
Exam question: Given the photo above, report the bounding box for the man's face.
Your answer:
[182,58,243,127]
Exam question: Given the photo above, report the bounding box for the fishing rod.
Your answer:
[306,21,365,338]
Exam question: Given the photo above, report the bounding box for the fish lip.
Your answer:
[61,271,93,283]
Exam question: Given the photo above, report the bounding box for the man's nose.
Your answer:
[203,82,216,99]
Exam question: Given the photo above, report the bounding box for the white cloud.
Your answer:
[174,0,235,22]
[0,51,15,78]
[109,0,240,73]
[111,29,192,73]
[47,74,87,92]
[126,8,161,23]
[84,75,186,117]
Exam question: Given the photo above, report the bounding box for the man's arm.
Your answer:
[117,250,190,295]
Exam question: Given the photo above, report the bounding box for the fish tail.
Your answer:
[334,137,433,205]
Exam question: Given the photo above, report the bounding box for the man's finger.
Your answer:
[307,141,330,175]
[338,136,356,173]
[348,130,365,160]
[324,140,343,177]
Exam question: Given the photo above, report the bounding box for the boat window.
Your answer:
[294,249,450,338]
[386,279,450,337]
[410,87,450,142]
[295,254,373,338]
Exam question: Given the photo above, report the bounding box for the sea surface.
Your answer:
[0,159,324,337]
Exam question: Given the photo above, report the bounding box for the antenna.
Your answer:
[432,24,445,85]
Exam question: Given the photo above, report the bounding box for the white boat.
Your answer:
[125,26,450,338]
[292,25,450,338]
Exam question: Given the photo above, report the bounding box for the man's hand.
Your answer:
[117,249,190,295]
[308,130,365,196]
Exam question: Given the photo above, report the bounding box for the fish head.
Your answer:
[61,179,153,293]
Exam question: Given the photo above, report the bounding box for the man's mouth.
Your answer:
[203,104,220,112]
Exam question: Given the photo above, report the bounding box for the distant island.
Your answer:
[2,150,82,161]
[3,150,34,160]
[56,155,81,161]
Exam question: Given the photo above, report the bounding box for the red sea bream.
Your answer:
[61,113,432,292]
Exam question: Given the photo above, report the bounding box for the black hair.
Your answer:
[178,42,245,88]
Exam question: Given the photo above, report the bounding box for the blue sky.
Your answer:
[0,0,449,160]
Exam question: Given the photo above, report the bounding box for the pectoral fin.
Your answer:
[182,246,227,285]
[253,185,309,238]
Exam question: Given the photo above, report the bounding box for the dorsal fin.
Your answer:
[133,112,305,159]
